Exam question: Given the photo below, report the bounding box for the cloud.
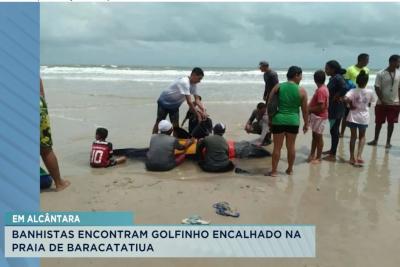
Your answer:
[40,3,400,67]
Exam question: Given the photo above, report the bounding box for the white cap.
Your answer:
[158,120,173,132]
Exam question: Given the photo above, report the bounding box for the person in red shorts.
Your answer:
[90,128,127,168]
[368,55,400,149]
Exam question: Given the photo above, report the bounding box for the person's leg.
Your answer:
[340,108,349,137]
[386,123,394,148]
[40,147,70,191]
[313,133,324,163]
[325,119,340,161]
[308,132,317,162]
[269,132,285,177]
[348,127,357,164]
[285,133,297,175]
[170,108,180,137]
[153,104,167,134]
[357,128,366,163]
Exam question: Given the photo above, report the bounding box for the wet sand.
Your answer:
[41,89,400,267]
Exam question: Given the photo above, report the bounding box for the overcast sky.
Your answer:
[40,3,400,69]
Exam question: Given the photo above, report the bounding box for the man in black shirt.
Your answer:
[259,61,279,102]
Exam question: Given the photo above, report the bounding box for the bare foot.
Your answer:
[55,180,71,192]
[285,169,293,175]
[265,171,278,177]
[349,159,356,165]
[306,155,315,163]
[323,154,336,162]
[385,143,392,149]
[356,158,364,164]
[311,159,321,164]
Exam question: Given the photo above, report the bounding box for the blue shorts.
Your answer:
[347,122,368,130]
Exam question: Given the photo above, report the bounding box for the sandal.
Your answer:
[181,215,210,225]
[212,202,240,217]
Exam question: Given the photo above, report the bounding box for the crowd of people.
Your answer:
[41,54,400,192]
[142,53,400,176]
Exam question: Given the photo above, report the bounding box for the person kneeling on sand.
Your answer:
[244,102,271,146]
[197,123,234,172]
[307,70,329,163]
[90,127,127,168]
[146,120,194,171]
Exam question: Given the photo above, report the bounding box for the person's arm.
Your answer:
[300,87,309,134]
[308,102,324,114]
[343,91,355,110]
[374,72,385,104]
[245,111,256,132]
[108,142,114,158]
[267,83,280,105]
[197,138,205,152]
[398,81,400,106]
[194,95,206,115]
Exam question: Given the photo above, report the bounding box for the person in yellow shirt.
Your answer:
[340,53,370,137]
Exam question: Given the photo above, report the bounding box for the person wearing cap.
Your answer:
[197,123,234,173]
[259,61,279,102]
[152,67,206,135]
[146,120,194,171]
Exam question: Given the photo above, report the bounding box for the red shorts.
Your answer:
[375,104,400,124]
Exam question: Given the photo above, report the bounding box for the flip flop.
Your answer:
[181,215,210,225]
[212,202,240,217]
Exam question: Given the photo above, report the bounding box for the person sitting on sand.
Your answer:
[307,70,329,164]
[146,120,194,171]
[267,66,309,176]
[40,78,70,192]
[345,70,375,166]
[197,123,234,173]
[90,127,127,168]
[244,102,271,146]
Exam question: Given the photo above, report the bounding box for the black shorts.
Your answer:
[157,103,179,125]
[270,124,299,134]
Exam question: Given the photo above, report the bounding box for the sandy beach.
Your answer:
[40,79,400,267]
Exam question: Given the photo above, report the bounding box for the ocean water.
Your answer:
[41,65,377,104]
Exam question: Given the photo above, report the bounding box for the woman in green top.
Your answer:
[267,66,309,177]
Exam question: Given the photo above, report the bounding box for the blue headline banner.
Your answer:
[0,3,40,267]
[5,212,134,226]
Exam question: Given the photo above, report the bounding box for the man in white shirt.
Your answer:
[152,67,206,134]
[368,55,400,149]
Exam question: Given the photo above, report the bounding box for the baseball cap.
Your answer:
[158,120,172,132]
[259,61,269,67]
[213,123,226,134]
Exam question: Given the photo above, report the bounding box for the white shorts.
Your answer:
[309,113,327,134]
